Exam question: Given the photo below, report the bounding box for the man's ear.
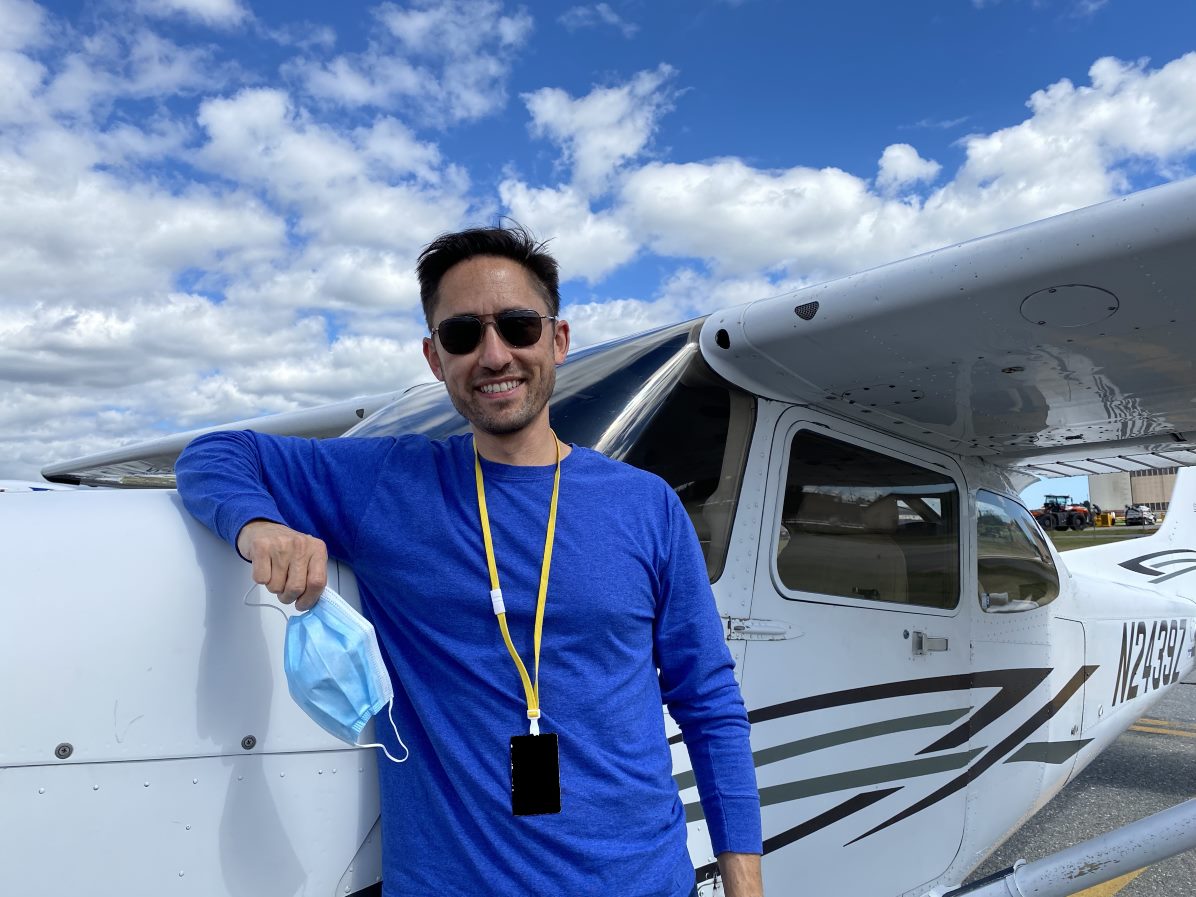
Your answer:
[422,336,446,382]
[552,318,570,365]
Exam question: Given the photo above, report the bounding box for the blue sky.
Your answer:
[2,0,1196,489]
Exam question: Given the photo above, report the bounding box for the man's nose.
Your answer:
[476,321,514,369]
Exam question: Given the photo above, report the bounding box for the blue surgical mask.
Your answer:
[246,585,408,764]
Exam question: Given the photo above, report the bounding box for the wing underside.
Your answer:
[699,178,1196,478]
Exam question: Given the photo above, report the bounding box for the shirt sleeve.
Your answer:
[175,430,395,562]
[653,486,762,856]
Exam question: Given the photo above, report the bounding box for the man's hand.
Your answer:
[718,852,763,897]
[237,519,328,611]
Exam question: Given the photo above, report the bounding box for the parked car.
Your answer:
[1124,505,1157,526]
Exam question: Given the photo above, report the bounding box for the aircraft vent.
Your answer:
[794,301,819,321]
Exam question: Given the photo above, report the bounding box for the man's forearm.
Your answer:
[718,851,763,897]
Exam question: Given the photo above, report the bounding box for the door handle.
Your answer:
[911,631,949,655]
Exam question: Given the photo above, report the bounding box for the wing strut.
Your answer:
[935,797,1196,897]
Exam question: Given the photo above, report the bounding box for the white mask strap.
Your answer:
[243,583,289,623]
[358,698,410,764]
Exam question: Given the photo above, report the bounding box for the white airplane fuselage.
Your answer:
[3,372,1193,897]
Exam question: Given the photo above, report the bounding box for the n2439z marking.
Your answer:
[1112,619,1187,707]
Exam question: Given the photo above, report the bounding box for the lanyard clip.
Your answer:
[527,709,541,736]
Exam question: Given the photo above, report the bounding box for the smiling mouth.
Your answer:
[478,380,521,396]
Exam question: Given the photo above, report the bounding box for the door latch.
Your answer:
[725,618,797,641]
[911,631,949,655]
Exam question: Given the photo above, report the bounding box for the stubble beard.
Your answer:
[450,363,557,437]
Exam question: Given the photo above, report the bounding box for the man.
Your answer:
[176,225,763,897]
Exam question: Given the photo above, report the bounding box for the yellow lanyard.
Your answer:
[473,435,561,735]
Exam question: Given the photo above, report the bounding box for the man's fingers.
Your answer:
[295,550,328,612]
[250,552,272,588]
[236,521,326,608]
[281,558,309,606]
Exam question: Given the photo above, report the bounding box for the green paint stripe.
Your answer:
[673,707,971,792]
[1003,739,1094,764]
[684,747,983,822]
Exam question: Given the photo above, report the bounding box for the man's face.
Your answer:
[422,255,570,437]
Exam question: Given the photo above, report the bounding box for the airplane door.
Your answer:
[955,490,1088,874]
[737,411,973,897]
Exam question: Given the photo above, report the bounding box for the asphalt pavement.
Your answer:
[965,672,1196,896]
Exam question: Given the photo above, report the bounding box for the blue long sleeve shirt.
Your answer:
[176,431,761,897]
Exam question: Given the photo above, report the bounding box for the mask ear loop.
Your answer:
[242,583,410,764]
[357,699,410,764]
[243,583,290,622]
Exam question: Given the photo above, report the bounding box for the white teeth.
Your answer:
[479,380,519,394]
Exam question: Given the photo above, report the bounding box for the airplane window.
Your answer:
[976,491,1060,612]
[776,431,960,609]
[620,371,755,583]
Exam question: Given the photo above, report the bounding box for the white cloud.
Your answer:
[264,21,337,52]
[499,180,638,283]
[908,115,970,130]
[0,145,284,306]
[0,295,433,478]
[197,88,366,201]
[618,158,920,278]
[0,0,48,51]
[523,64,676,195]
[558,4,638,38]
[563,296,682,348]
[292,0,534,126]
[379,0,531,51]
[971,0,1110,15]
[42,28,219,116]
[876,143,941,195]
[0,46,48,123]
[195,87,472,262]
[923,52,1196,243]
[136,0,249,28]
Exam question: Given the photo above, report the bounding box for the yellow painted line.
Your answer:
[1137,717,1196,731]
[1072,868,1146,896]
[1129,724,1196,738]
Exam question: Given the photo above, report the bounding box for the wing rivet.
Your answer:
[54,743,73,760]
[241,735,257,750]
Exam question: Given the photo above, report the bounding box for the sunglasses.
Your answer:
[432,309,556,355]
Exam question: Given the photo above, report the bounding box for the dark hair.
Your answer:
[416,224,560,327]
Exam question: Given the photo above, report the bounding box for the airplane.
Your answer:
[0,480,74,493]
[4,175,1196,897]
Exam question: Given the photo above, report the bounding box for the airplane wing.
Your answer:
[699,176,1196,480]
[40,390,407,487]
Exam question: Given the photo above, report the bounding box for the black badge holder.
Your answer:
[510,733,561,816]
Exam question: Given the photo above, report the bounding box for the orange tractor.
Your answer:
[1032,495,1094,531]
